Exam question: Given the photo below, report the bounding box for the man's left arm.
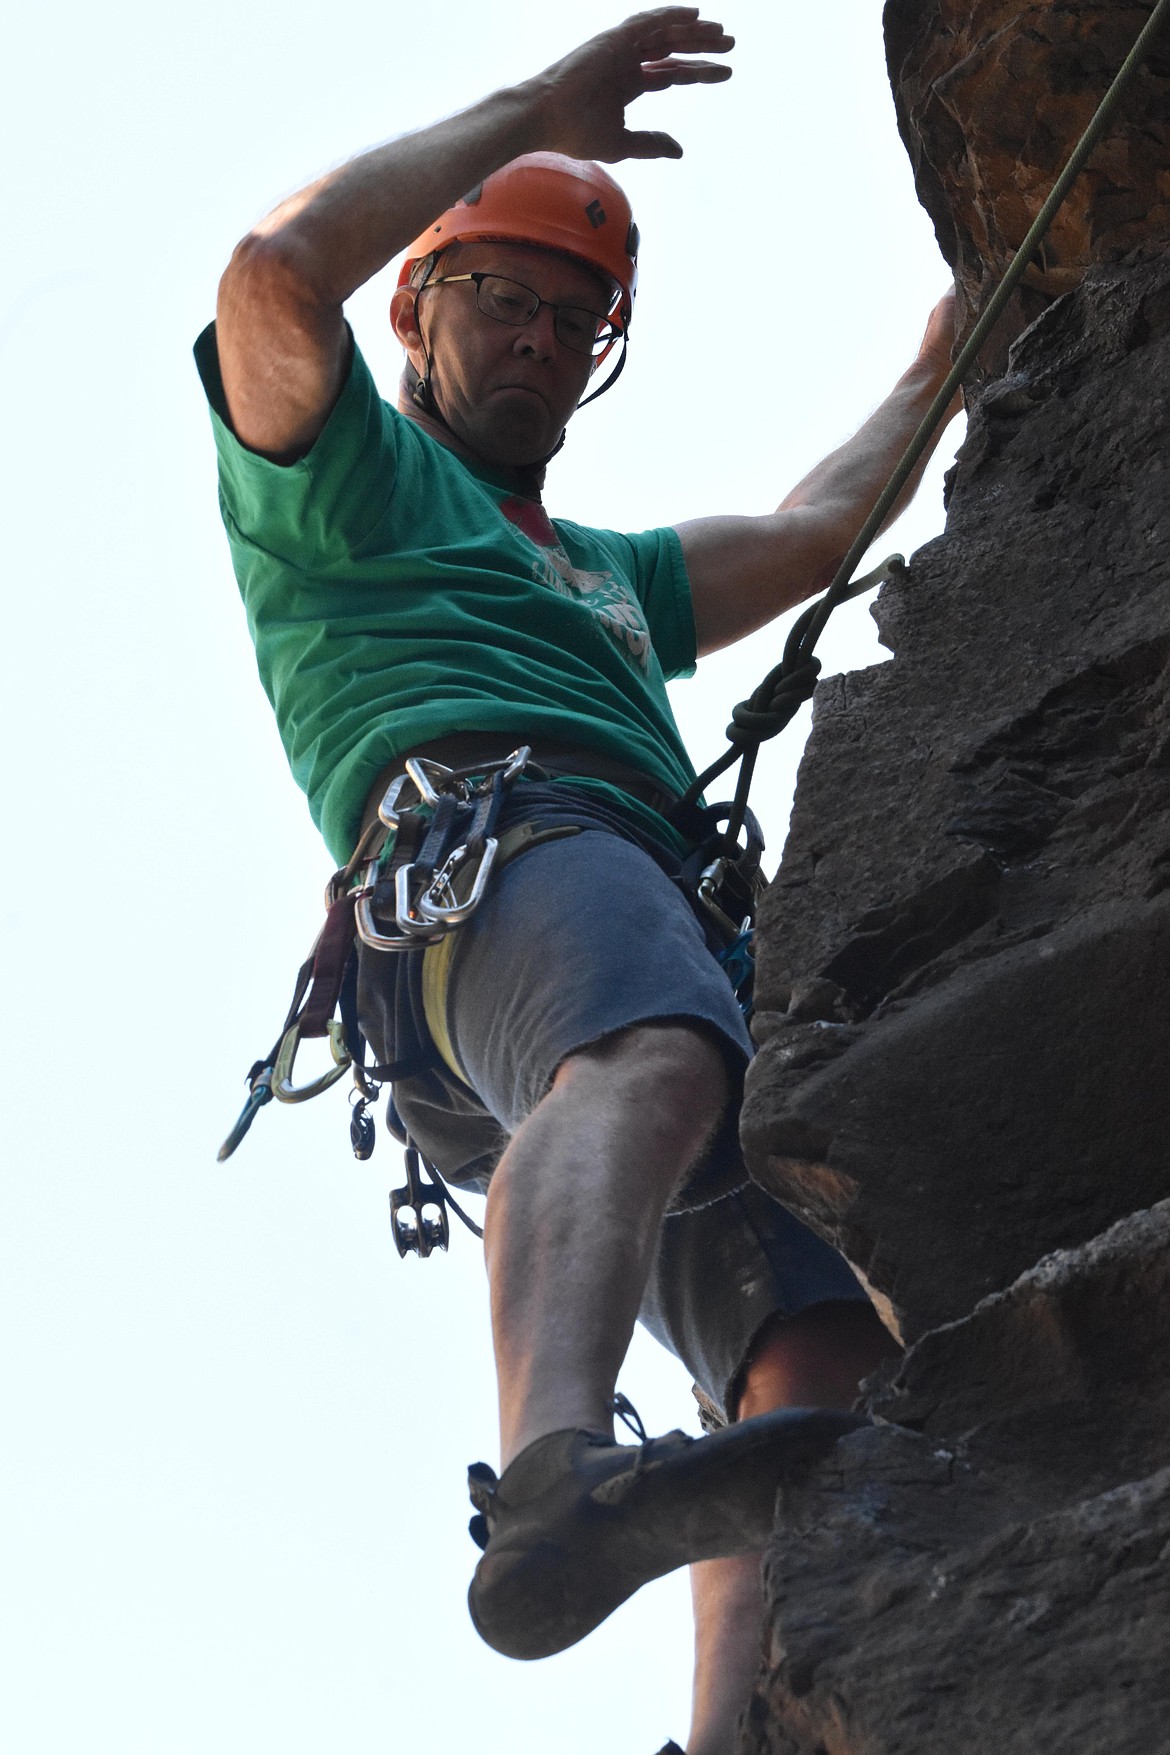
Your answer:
[676,291,961,657]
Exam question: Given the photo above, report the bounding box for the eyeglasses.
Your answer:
[426,272,619,358]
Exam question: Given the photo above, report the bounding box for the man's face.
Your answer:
[392,242,612,467]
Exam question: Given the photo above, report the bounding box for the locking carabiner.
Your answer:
[697,857,752,941]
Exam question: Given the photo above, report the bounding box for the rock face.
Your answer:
[743,1209,1170,1755]
[886,0,1170,379]
[743,247,1170,1348]
[740,3,1170,1747]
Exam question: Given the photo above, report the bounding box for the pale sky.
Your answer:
[2,4,962,1751]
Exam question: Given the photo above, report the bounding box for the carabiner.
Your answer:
[499,744,532,785]
[697,858,752,941]
[217,1065,274,1162]
[376,772,412,830]
[403,755,457,809]
[416,836,499,926]
[272,1015,352,1103]
[354,858,440,951]
[393,861,451,939]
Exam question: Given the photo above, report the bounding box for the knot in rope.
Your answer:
[726,655,823,746]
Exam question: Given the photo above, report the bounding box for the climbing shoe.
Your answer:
[655,1743,685,1754]
[466,1405,865,1660]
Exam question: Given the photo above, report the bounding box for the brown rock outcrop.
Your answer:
[887,0,1170,377]
[740,3,1170,1746]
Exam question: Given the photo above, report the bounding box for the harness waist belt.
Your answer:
[361,734,681,837]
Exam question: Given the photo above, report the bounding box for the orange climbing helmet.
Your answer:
[398,152,640,332]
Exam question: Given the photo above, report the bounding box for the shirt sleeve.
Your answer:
[192,321,399,567]
[621,524,697,681]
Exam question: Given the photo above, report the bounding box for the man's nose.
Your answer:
[512,303,559,359]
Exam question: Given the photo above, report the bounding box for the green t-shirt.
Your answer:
[195,325,700,866]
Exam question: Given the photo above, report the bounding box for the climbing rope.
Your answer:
[684,0,1170,858]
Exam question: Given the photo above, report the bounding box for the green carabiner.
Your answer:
[272,1016,352,1104]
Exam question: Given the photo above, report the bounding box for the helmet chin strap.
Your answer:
[409,360,433,414]
[577,330,629,408]
[409,263,441,415]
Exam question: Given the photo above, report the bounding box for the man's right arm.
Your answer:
[214,7,734,461]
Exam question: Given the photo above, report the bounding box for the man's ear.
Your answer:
[390,287,425,370]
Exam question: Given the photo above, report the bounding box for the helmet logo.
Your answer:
[585,199,607,229]
[462,184,484,206]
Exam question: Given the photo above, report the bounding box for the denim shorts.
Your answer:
[356,780,868,1417]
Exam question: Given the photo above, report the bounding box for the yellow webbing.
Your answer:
[419,821,582,1083]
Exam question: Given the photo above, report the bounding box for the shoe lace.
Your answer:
[610,1391,648,1444]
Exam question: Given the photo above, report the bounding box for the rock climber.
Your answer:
[196,9,961,1751]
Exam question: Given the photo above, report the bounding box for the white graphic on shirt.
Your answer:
[501,497,652,673]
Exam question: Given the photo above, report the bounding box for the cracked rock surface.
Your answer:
[740,5,1170,1746]
[742,252,1170,1345]
[742,1209,1170,1754]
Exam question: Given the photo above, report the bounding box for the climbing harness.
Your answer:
[216,0,1170,1253]
[353,744,529,951]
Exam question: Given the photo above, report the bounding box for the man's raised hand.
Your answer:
[914,285,964,420]
[215,7,731,456]
[917,286,958,376]
[532,7,734,163]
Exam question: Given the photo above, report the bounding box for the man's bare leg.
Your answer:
[685,1302,899,1755]
[483,1021,731,1468]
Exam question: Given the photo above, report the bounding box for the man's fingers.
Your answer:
[920,286,958,347]
[625,4,705,20]
[641,22,735,48]
[623,8,734,56]
[546,9,733,163]
[641,55,734,89]
[639,25,735,60]
[618,127,685,160]
[623,4,724,31]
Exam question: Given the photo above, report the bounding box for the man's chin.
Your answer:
[468,414,562,469]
